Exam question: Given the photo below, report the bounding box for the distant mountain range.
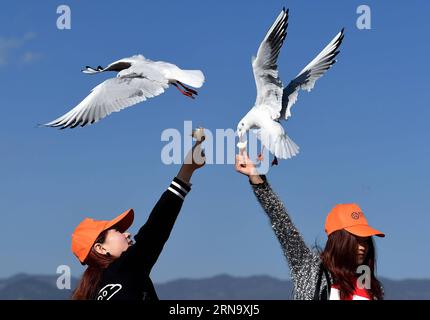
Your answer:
[1,273,429,300]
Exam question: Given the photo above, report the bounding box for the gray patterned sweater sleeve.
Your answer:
[250,176,324,300]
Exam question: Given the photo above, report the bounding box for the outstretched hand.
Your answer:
[185,137,206,171]
[235,151,257,176]
[177,138,206,184]
[235,151,264,184]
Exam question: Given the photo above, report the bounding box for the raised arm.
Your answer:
[235,152,314,275]
[119,139,205,275]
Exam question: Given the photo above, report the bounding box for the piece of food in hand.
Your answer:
[236,141,248,149]
[191,127,205,142]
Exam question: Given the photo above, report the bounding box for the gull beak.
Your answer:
[236,129,243,141]
[236,131,248,151]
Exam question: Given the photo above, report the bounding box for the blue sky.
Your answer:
[0,0,429,283]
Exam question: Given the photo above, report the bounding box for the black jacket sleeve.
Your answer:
[116,176,191,275]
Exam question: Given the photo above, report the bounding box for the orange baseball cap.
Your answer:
[325,203,385,237]
[71,209,134,264]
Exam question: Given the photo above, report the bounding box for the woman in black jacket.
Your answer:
[71,140,205,300]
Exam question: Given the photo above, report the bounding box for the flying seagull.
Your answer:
[236,8,344,165]
[44,55,205,129]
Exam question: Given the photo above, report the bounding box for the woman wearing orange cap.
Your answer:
[235,152,385,300]
[71,140,205,300]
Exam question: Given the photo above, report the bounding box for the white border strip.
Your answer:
[171,181,188,194]
[168,187,184,200]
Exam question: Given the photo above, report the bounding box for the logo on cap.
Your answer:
[351,211,362,220]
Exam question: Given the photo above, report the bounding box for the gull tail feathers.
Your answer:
[270,134,300,160]
[256,130,299,160]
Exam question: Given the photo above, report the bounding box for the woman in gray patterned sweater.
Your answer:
[235,152,385,300]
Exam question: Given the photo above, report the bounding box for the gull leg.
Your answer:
[177,81,198,96]
[172,82,195,99]
[257,146,265,162]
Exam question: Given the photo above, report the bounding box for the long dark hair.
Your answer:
[320,229,383,300]
[71,230,115,300]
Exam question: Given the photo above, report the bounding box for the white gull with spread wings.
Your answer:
[44,55,205,129]
[236,8,344,165]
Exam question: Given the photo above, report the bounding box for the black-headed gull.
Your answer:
[44,55,205,129]
[236,8,344,165]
